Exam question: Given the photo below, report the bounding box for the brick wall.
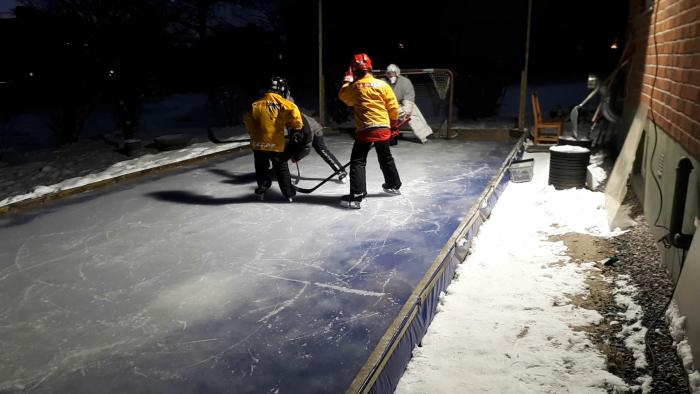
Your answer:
[626,0,700,159]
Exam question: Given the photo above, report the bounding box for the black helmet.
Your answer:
[270,77,290,98]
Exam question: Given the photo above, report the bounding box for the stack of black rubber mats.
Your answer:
[548,145,591,189]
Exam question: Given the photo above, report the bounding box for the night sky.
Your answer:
[308,0,628,117]
[319,1,627,83]
[0,0,629,123]
[0,0,14,14]
[0,0,630,81]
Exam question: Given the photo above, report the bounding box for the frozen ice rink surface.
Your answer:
[0,134,517,393]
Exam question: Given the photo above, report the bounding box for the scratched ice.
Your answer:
[0,135,517,393]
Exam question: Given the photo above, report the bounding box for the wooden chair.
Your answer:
[531,92,564,144]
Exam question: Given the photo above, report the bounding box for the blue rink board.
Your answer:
[0,134,523,393]
[365,138,525,393]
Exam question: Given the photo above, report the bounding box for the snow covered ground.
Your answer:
[395,151,698,393]
[0,131,247,208]
[0,129,697,392]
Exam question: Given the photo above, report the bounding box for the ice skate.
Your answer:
[255,185,269,200]
[382,184,401,195]
[340,194,363,209]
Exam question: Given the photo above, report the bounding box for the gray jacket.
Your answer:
[385,75,415,103]
[302,113,324,137]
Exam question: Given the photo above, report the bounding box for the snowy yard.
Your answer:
[396,152,699,393]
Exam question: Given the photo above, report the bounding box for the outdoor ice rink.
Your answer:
[0,133,519,392]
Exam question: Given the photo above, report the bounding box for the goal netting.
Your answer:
[375,68,454,139]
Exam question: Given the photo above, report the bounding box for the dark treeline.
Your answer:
[0,0,628,146]
[1,0,289,145]
[320,0,628,120]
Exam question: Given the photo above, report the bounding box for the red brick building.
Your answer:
[622,0,700,372]
[626,0,700,158]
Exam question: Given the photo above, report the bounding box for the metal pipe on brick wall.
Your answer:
[668,157,694,250]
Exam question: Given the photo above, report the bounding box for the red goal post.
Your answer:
[372,68,455,139]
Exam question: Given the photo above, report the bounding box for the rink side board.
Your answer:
[348,134,526,394]
[0,132,525,393]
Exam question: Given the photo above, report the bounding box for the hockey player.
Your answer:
[384,64,433,144]
[244,77,304,202]
[284,96,348,183]
[338,53,402,209]
[299,112,348,183]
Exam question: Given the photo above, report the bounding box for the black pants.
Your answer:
[253,150,295,198]
[349,140,401,197]
[313,135,344,173]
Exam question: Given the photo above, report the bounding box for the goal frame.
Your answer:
[372,68,455,139]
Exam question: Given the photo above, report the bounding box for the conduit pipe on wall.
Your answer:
[663,157,694,251]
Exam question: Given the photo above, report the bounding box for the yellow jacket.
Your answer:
[339,73,400,132]
[244,92,303,152]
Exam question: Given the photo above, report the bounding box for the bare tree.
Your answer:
[166,0,285,128]
[18,0,177,142]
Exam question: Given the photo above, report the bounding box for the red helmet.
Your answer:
[350,53,373,73]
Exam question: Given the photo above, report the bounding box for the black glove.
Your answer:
[291,146,311,163]
[291,130,303,143]
[291,127,311,144]
[285,127,311,162]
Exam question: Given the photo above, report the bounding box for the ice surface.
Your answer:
[0,134,516,392]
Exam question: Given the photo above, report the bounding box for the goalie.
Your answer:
[384,64,433,144]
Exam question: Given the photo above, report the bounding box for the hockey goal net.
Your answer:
[374,68,455,139]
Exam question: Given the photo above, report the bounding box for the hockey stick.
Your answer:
[294,161,300,185]
[207,128,251,144]
[293,161,351,194]
[391,114,411,139]
[294,116,411,194]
